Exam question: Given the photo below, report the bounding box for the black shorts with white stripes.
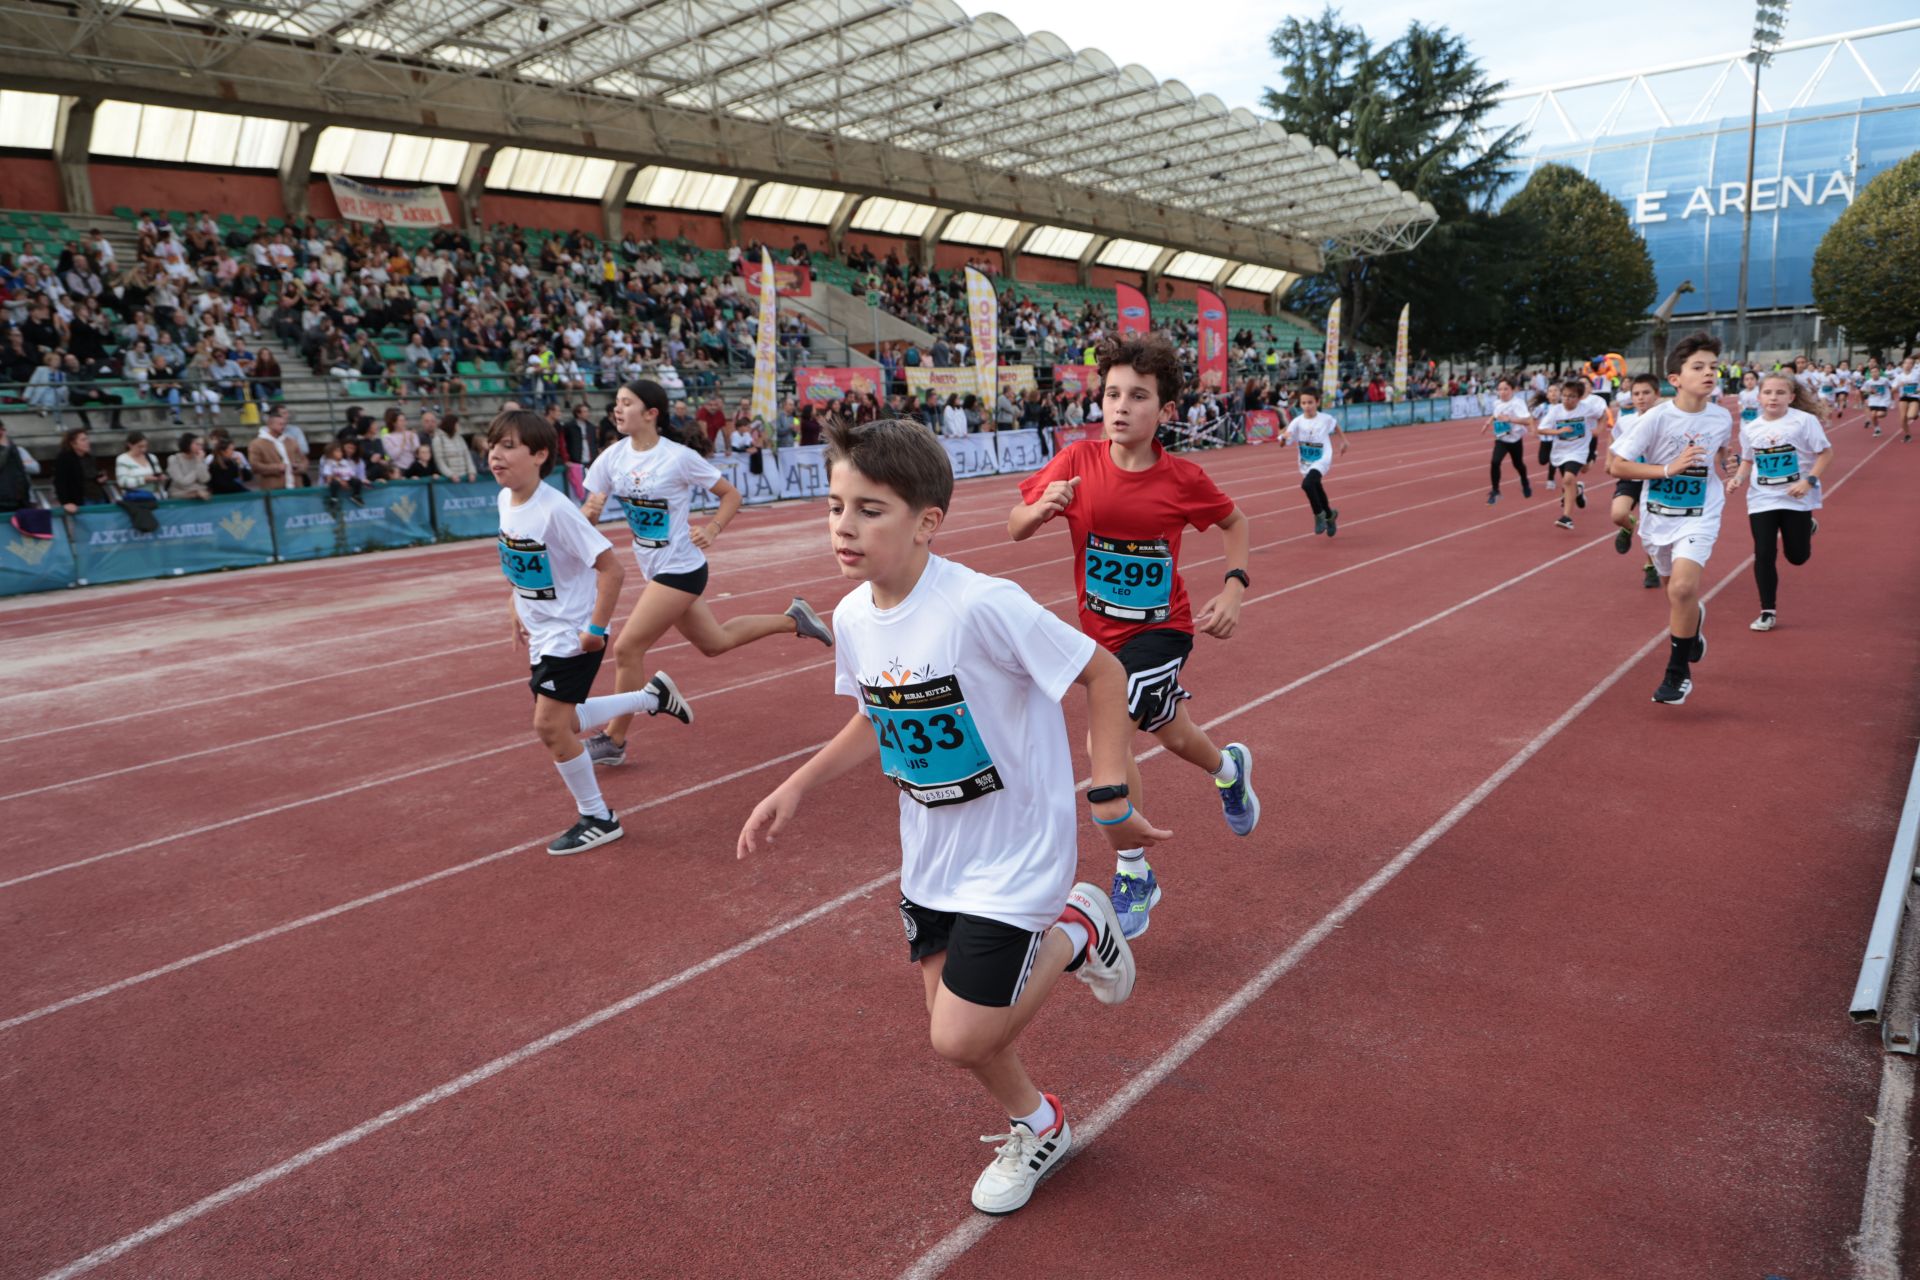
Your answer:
[1114,627,1194,733]
[900,898,1046,1008]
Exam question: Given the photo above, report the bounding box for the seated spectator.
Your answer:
[374,407,418,475]
[402,443,436,479]
[207,433,249,494]
[53,427,104,511]
[24,351,68,424]
[114,431,165,499]
[68,353,124,432]
[429,412,477,482]
[166,431,212,500]
[320,440,367,507]
[247,405,309,489]
[249,345,282,402]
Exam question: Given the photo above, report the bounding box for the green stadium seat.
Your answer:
[110,205,135,221]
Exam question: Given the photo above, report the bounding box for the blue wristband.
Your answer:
[587,624,608,637]
[1091,801,1135,827]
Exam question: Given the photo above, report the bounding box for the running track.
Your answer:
[2,412,1915,1279]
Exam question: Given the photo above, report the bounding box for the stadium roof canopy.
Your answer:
[0,0,1437,273]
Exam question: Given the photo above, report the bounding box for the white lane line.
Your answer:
[0,741,830,1033]
[29,868,896,1280]
[902,429,1903,1280]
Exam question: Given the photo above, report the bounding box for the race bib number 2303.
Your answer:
[862,674,1001,808]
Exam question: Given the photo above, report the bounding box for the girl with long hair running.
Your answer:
[578,380,834,766]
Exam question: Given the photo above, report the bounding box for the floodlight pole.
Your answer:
[1735,1,1788,364]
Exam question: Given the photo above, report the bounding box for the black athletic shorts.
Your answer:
[901,897,1046,1008]
[1614,478,1644,501]
[1557,461,1585,476]
[529,647,604,703]
[648,562,709,596]
[1113,627,1193,733]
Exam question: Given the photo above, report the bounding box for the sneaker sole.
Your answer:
[1692,602,1707,663]
[548,824,626,856]
[787,599,834,646]
[1068,882,1137,1004]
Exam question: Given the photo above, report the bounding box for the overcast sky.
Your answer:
[980,1,1915,114]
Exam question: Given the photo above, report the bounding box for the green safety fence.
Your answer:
[0,474,576,597]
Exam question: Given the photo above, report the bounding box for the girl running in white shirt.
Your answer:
[1725,371,1833,632]
[578,379,834,765]
[1481,375,1533,504]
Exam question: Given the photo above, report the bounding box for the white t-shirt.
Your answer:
[497,483,613,662]
[1539,395,1608,468]
[1736,388,1761,422]
[1898,366,1920,398]
[1610,406,1643,457]
[1864,375,1893,407]
[583,436,722,580]
[831,555,1096,932]
[1741,409,1830,515]
[1287,414,1337,476]
[1609,399,1733,545]
[1490,396,1531,442]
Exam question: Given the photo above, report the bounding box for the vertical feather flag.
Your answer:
[1393,304,1410,401]
[751,246,778,442]
[965,267,998,412]
[1320,299,1341,405]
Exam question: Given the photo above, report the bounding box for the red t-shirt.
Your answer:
[1018,439,1236,650]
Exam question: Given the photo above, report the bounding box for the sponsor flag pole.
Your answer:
[1320,299,1341,406]
[964,267,998,416]
[1393,303,1410,402]
[1195,287,1228,392]
[752,246,779,454]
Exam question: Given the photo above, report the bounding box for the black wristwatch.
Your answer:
[1224,569,1250,589]
[1086,784,1130,805]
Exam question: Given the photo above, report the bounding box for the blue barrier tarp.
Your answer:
[69,493,276,587]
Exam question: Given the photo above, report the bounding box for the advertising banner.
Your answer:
[1196,287,1228,391]
[1052,424,1100,452]
[751,246,779,431]
[992,428,1047,473]
[964,266,999,411]
[270,480,436,561]
[1393,304,1410,402]
[433,477,505,539]
[1245,409,1281,444]
[1051,364,1101,396]
[793,366,884,405]
[0,518,77,596]
[742,259,813,298]
[1321,299,1342,405]
[905,366,1036,398]
[325,174,452,227]
[70,493,275,586]
[940,433,1000,481]
[1114,283,1152,338]
[773,444,831,502]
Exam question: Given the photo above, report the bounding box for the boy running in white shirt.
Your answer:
[1606,333,1735,706]
[738,417,1165,1216]
[490,410,675,855]
[1536,376,1607,530]
[1726,371,1834,631]
[1481,375,1533,504]
[579,379,831,765]
[1280,388,1348,535]
[1605,373,1663,589]
[1863,363,1893,437]
[1736,371,1761,426]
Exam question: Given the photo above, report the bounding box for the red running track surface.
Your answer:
[1,413,1914,1280]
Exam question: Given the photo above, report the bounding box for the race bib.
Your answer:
[1560,420,1587,441]
[1299,441,1325,463]
[861,674,1001,808]
[621,496,671,547]
[498,534,554,600]
[1645,467,1710,517]
[1740,407,1759,422]
[1083,533,1173,622]
[1753,445,1800,486]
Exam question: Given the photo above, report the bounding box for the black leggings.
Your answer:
[1301,468,1330,515]
[1750,508,1813,611]
[1490,439,1528,492]
[1536,438,1553,469]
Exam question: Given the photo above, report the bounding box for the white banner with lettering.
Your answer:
[644,435,1046,516]
[325,174,453,227]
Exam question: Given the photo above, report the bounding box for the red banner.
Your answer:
[793,366,883,404]
[1114,283,1151,338]
[743,261,813,298]
[1196,287,1228,392]
[1245,408,1281,444]
[1052,424,1101,452]
[1052,364,1102,396]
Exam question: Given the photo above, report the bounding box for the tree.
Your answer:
[1265,6,1523,352]
[1494,164,1655,367]
[1812,152,1920,358]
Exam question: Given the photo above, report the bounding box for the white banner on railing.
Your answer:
[325,174,453,227]
[773,445,831,501]
[941,433,1000,481]
[992,428,1046,473]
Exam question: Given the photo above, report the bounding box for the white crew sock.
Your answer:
[1052,919,1089,963]
[1210,751,1239,786]
[1013,1095,1057,1136]
[1115,848,1148,878]
[575,689,658,735]
[554,749,611,819]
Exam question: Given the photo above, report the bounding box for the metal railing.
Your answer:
[1850,742,1920,1026]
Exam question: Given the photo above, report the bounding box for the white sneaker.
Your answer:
[1064,881,1136,1005]
[970,1096,1071,1215]
[1751,611,1777,632]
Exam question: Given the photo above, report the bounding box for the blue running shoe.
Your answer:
[1216,742,1260,836]
[1109,869,1161,940]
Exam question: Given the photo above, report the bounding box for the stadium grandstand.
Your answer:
[0,0,1437,489]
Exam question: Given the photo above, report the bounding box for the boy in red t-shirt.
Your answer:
[1010,334,1259,939]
